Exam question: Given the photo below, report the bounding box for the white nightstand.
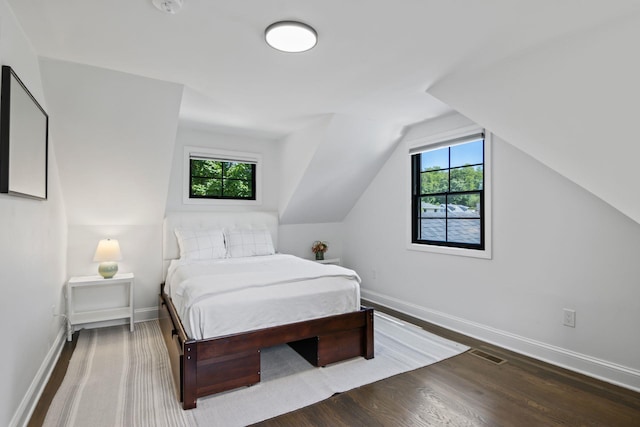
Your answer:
[66,273,134,341]
[315,257,341,265]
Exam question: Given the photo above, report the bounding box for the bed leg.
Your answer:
[364,308,374,360]
[182,342,197,409]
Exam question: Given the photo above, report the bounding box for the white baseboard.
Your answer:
[135,306,159,322]
[362,288,640,393]
[10,325,67,427]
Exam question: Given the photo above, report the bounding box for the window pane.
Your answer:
[420,219,446,242]
[447,219,481,244]
[450,166,483,192]
[223,179,252,198]
[191,177,221,197]
[191,159,222,178]
[448,193,481,217]
[420,147,449,171]
[225,162,253,180]
[450,139,483,168]
[420,195,446,218]
[421,170,448,194]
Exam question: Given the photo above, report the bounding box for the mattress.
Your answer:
[165,254,361,340]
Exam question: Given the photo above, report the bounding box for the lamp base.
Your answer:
[98,261,119,279]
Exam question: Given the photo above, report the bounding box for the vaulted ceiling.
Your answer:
[8,0,640,224]
[11,0,638,135]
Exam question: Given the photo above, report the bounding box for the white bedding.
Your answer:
[166,254,361,340]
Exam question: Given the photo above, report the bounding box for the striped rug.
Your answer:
[43,321,195,427]
[43,314,468,427]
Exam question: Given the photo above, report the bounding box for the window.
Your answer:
[189,158,256,200]
[184,146,262,205]
[411,132,488,252]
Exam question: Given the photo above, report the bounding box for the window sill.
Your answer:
[407,242,492,259]
[182,197,261,206]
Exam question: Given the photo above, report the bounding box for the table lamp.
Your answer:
[93,239,122,279]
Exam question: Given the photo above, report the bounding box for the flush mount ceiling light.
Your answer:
[152,0,183,14]
[265,21,317,53]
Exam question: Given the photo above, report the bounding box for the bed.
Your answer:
[158,211,374,409]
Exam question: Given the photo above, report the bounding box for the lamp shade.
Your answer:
[93,239,122,262]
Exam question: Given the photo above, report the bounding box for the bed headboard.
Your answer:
[163,211,279,276]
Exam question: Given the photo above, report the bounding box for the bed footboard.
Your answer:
[159,284,374,410]
[289,318,374,367]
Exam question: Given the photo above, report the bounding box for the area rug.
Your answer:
[43,313,468,427]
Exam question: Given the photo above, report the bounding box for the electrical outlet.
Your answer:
[371,269,377,280]
[563,308,576,327]
[51,304,56,316]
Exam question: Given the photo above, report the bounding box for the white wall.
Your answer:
[166,125,280,214]
[39,59,183,318]
[278,222,344,261]
[0,2,68,425]
[343,113,640,390]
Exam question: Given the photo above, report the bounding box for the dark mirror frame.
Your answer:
[0,65,49,200]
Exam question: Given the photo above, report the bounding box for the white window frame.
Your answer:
[183,146,262,206]
[406,125,492,259]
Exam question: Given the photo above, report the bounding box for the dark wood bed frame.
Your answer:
[159,283,374,409]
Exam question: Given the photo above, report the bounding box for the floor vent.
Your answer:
[469,349,507,365]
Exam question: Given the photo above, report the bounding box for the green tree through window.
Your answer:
[190,158,256,200]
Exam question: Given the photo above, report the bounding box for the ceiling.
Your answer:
[8,0,640,138]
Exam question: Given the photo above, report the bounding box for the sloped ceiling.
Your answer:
[39,58,183,225]
[428,11,640,224]
[279,114,403,224]
[9,1,640,224]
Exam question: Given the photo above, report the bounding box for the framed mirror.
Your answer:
[0,65,49,200]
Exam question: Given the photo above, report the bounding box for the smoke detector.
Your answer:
[152,0,183,14]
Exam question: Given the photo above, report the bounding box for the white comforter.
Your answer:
[166,254,361,340]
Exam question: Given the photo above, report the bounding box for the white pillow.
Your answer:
[225,228,275,258]
[175,228,227,260]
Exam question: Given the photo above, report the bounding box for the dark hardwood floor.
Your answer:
[29,306,640,426]
[254,302,640,427]
[28,333,77,427]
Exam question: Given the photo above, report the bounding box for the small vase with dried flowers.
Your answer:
[312,240,328,261]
